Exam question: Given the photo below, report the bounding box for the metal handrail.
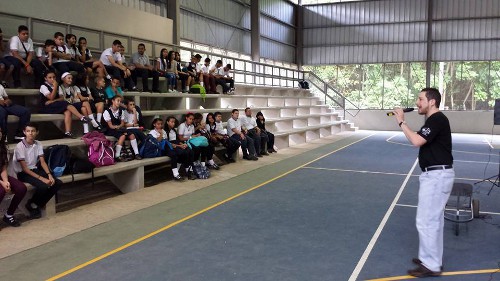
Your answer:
[304,71,360,118]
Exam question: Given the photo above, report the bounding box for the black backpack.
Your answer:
[44,145,71,177]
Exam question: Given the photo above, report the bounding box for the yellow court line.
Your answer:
[367,268,500,281]
[46,133,376,281]
[302,166,409,176]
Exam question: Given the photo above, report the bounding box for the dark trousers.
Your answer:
[105,65,135,90]
[224,136,241,156]
[132,68,159,91]
[216,78,230,93]
[190,145,212,162]
[265,131,275,151]
[203,75,217,93]
[17,169,62,208]
[3,56,45,88]
[247,129,263,155]
[0,104,31,134]
[178,73,189,89]
[231,134,255,157]
[165,146,192,168]
[0,176,27,215]
[53,61,85,76]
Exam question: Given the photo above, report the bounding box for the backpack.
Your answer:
[44,145,71,177]
[187,136,209,149]
[192,162,210,179]
[139,135,162,158]
[298,80,309,89]
[82,131,115,167]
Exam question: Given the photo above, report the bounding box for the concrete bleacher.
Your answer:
[0,83,356,218]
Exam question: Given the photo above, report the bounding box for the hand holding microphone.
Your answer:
[387,108,414,116]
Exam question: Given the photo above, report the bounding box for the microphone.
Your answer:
[387,108,414,116]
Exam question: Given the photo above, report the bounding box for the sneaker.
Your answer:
[64,132,76,139]
[80,116,90,123]
[207,163,220,170]
[173,174,184,181]
[106,74,112,80]
[171,89,178,93]
[3,215,21,227]
[24,202,42,219]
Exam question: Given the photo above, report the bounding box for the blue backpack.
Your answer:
[44,145,71,177]
[139,136,162,158]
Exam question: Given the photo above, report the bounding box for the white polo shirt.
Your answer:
[12,140,44,173]
[123,110,139,125]
[149,129,167,140]
[0,85,8,100]
[9,36,34,58]
[53,45,72,63]
[215,121,226,135]
[240,115,257,130]
[227,117,241,137]
[177,122,195,139]
[100,48,121,66]
[201,64,211,74]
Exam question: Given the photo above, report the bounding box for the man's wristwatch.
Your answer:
[399,121,407,127]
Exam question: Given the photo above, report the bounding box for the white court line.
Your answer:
[485,137,494,149]
[348,158,419,281]
[396,203,500,216]
[302,166,408,177]
[454,159,500,165]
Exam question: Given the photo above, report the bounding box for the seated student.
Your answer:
[227,109,257,161]
[51,32,85,77]
[212,111,240,162]
[39,71,90,139]
[0,27,15,88]
[59,72,101,133]
[74,74,104,130]
[201,58,217,94]
[213,60,231,94]
[150,117,195,181]
[3,25,45,88]
[103,95,142,161]
[0,127,26,227]
[215,63,234,94]
[241,107,268,157]
[178,113,211,169]
[36,39,56,72]
[91,76,108,124]
[100,40,135,91]
[132,43,159,92]
[13,123,62,219]
[0,84,31,141]
[105,77,144,126]
[65,34,81,62]
[77,37,107,79]
[123,98,145,143]
[184,54,203,89]
[256,111,276,153]
[156,49,178,93]
[175,51,192,93]
[193,113,219,170]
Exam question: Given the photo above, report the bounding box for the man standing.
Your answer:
[392,87,454,278]
[131,43,159,92]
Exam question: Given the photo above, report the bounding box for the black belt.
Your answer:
[422,165,453,172]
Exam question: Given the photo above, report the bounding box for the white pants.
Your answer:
[417,168,455,272]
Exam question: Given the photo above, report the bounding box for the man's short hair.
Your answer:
[18,25,29,33]
[216,60,223,65]
[24,122,38,131]
[421,87,441,108]
[194,54,202,60]
[226,64,232,70]
[111,76,121,81]
[244,107,250,113]
[138,43,145,48]
[231,109,239,114]
[112,40,122,46]
[205,58,211,63]
[214,111,222,117]
[44,39,56,47]
[54,32,64,38]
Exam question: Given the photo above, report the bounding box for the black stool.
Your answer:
[444,183,478,236]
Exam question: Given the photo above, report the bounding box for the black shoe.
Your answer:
[80,116,90,123]
[188,170,197,180]
[223,153,235,163]
[243,155,251,160]
[25,202,42,219]
[64,132,76,139]
[173,174,184,181]
[3,215,21,227]
[152,88,161,93]
[408,264,441,278]
[412,258,443,271]
[260,151,269,156]
[250,155,259,161]
[256,154,263,158]
[135,155,142,160]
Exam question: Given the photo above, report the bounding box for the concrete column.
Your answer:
[251,0,260,62]
[167,0,181,45]
[425,0,433,87]
[296,1,304,68]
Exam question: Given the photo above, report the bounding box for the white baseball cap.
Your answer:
[61,72,71,79]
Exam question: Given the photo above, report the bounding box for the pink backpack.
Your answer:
[82,132,115,167]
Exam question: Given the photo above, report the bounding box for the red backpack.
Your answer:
[82,132,115,167]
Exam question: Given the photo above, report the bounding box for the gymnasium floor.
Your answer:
[1,131,499,281]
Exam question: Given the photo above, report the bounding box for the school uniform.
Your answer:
[77,85,99,112]
[178,122,207,162]
[159,128,193,169]
[103,107,130,139]
[52,44,84,75]
[123,110,145,143]
[257,118,275,153]
[79,48,94,68]
[200,64,217,93]
[59,85,84,112]
[4,35,45,88]
[13,139,62,209]
[241,115,267,154]
[39,82,70,114]
[0,85,31,136]
[91,87,107,105]
[35,47,55,71]
[227,117,255,157]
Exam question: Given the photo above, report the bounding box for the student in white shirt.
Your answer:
[51,32,85,77]
[241,107,269,156]
[2,25,45,88]
[208,112,240,163]
[213,61,234,94]
[123,99,145,143]
[36,39,56,72]
[100,40,136,91]
[0,84,31,140]
[201,58,217,94]
[227,109,257,160]
[77,37,107,79]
